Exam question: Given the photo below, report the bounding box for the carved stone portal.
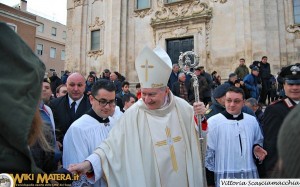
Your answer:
[152,1,211,21]
[151,1,212,45]
[151,1,212,29]
[172,26,188,37]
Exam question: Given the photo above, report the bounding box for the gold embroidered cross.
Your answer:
[155,127,182,172]
[140,60,154,81]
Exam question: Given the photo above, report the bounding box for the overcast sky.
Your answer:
[0,0,67,24]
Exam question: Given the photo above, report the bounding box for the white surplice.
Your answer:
[63,106,123,187]
[87,92,205,187]
[205,112,263,187]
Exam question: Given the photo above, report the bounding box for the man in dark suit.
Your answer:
[189,66,208,103]
[109,72,122,94]
[171,72,190,103]
[49,72,92,144]
[199,66,213,106]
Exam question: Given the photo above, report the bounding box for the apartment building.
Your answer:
[36,16,66,77]
[0,2,38,50]
[0,0,67,77]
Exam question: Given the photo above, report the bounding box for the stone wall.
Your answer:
[65,0,300,81]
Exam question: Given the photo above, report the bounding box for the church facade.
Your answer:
[65,0,300,82]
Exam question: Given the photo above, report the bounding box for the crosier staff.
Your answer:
[178,51,207,187]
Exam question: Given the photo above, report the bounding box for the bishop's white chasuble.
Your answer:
[89,92,205,187]
[147,108,187,187]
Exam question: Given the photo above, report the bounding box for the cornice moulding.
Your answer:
[287,24,300,33]
[151,2,212,29]
[89,17,105,31]
[87,50,103,59]
[133,8,153,18]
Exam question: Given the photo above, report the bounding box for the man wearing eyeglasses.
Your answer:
[262,63,300,177]
[63,80,123,187]
[205,87,267,187]
[205,83,255,120]
[68,46,207,187]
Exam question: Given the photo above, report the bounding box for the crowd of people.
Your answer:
[169,57,284,109]
[167,55,300,185]
[1,21,300,187]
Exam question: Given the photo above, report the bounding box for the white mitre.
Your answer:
[135,46,172,88]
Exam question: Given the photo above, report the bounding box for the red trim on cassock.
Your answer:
[194,116,207,131]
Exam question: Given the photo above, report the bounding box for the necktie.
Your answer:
[70,101,76,122]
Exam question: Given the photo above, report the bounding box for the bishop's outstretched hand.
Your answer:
[68,160,93,175]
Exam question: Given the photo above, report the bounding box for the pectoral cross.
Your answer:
[141,60,154,81]
[155,127,182,172]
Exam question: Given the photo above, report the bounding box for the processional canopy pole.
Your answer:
[178,50,207,187]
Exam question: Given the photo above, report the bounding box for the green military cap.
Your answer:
[213,84,231,98]
[0,22,45,173]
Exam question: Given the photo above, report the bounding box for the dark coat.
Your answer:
[30,133,56,173]
[116,92,135,110]
[202,72,213,97]
[255,109,264,125]
[243,74,259,100]
[259,62,271,80]
[171,81,190,102]
[168,71,179,88]
[85,81,94,95]
[262,97,297,177]
[61,73,68,84]
[212,75,221,89]
[223,80,235,87]
[185,73,192,85]
[189,75,208,102]
[112,80,122,94]
[49,75,62,94]
[49,94,91,142]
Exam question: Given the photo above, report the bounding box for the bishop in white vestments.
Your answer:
[68,46,206,187]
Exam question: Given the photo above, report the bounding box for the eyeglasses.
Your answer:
[93,96,116,107]
[226,99,243,104]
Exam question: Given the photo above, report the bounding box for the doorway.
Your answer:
[166,37,194,64]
